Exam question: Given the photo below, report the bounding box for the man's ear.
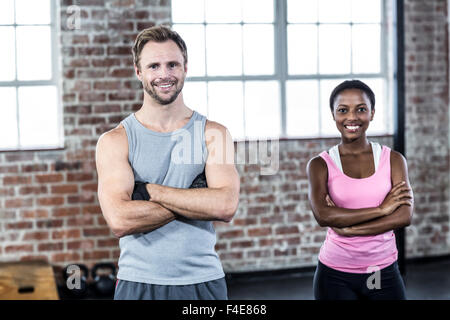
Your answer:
[134,64,142,81]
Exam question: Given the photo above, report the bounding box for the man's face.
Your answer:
[135,40,187,105]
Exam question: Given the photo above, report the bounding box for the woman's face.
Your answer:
[332,88,374,141]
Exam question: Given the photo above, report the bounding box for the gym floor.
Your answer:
[226,256,450,300]
[57,256,449,300]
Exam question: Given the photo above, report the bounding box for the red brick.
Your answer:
[67,216,95,227]
[20,209,49,219]
[275,226,299,235]
[5,244,33,254]
[23,231,49,241]
[51,185,79,194]
[83,228,111,237]
[52,207,80,217]
[35,174,64,183]
[37,197,64,206]
[230,240,254,249]
[0,165,19,173]
[218,230,244,239]
[6,221,33,230]
[21,164,48,172]
[51,252,81,263]
[5,198,33,208]
[97,238,119,248]
[67,240,95,250]
[83,250,111,260]
[52,229,81,240]
[19,185,48,195]
[37,219,64,229]
[247,227,272,237]
[3,175,32,185]
[38,242,64,251]
[67,172,93,182]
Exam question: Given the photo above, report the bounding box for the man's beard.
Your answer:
[144,78,184,105]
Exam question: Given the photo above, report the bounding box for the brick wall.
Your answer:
[404,0,450,258]
[0,0,171,268]
[0,0,449,275]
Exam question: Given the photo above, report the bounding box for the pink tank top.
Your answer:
[318,145,398,273]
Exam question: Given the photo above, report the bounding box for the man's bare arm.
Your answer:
[146,121,240,222]
[96,126,176,238]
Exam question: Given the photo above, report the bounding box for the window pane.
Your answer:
[286,80,319,137]
[0,87,18,149]
[206,25,242,76]
[320,79,343,136]
[172,0,204,23]
[0,27,16,81]
[208,81,244,139]
[319,0,351,23]
[18,85,59,147]
[352,0,381,23]
[243,24,274,75]
[16,26,52,80]
[244,81,280,138]
[0,0,15,24]
[352,24,380,73]
[15,0,51,25]
[183,81,208,116]
[288,24,317,75]
[287,0,318,23]
[243,0,274,23]
[205,0,241,23]
[173,24,205,77]
[319,25,351,74]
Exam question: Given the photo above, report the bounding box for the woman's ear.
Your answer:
[370,108,375,121]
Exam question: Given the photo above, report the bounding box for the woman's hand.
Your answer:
[379,181,413,216]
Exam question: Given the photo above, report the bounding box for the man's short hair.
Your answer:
[329,79,376,111]
[132,25,188,70]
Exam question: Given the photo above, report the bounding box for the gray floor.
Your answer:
[227,258,450,300]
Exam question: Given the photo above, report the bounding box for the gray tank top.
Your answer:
[117,111,225,285]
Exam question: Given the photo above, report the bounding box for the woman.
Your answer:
[306,80,413,300]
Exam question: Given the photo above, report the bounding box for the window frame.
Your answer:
[173,0,392,141]
[0,0,63,152]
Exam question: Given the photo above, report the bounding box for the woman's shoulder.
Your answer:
[389,149,408,168]
[307,154,328,172]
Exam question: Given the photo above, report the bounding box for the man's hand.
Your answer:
[189,171,208,189]
[132,181,151,200]
[131,171,207,201]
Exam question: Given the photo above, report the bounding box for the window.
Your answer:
[0,0,61,150]
[172,0,391,140]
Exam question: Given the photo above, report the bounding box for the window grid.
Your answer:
[0,0,62,151]
[173,0,390,140]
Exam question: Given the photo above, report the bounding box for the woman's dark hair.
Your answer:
[329,80,375,111]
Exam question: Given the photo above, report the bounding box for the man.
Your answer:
[95,25,240,300]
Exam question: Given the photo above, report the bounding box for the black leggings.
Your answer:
[313,261,406,300]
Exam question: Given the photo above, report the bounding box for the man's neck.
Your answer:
[135,94,193,132]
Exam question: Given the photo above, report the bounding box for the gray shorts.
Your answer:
[114,277,228,300]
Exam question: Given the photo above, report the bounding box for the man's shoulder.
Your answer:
[96,124,128,151]
[205,119,228,133]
